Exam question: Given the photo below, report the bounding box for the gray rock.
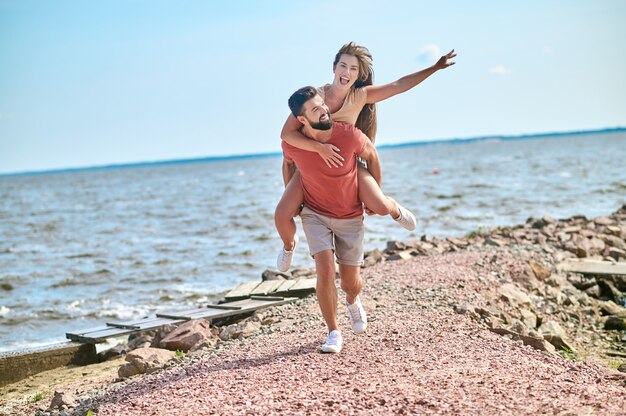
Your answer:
[261,269,291,281]
[600,300,626,316]
[127,334,154,350]
[498,283,532,307]
[48,391,78,411]
[363,249,383,267]
[386,240,407,252]
[519,309,538,329]
[584,284,601,298]
[219,320,262,340]
[539,321,575,351]
[604,316,626,331]
[387,251,413,261]
[454,302,475,315]
[608,247,626,261]
[594,216,613,226]
[485,237,507,247]
[597,279,624,304]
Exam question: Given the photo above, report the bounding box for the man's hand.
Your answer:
[434,49,456,70]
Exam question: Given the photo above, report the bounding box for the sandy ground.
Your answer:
[34,251,622,416]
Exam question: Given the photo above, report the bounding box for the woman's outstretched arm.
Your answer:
[364,49,456,104]
[280,114,344,168]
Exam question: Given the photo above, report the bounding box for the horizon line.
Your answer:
[2,126,624,177]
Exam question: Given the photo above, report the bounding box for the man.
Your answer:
[281,86,381,353]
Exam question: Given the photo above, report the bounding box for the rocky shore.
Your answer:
[1,206,625,415]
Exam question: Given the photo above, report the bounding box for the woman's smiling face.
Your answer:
[332,54,360,89]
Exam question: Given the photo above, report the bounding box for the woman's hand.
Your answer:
[434,49,456,70]
[317,143,344,168]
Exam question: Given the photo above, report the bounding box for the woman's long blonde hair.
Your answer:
[333,42,377,143]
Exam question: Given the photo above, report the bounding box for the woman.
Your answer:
[276,42,456,271]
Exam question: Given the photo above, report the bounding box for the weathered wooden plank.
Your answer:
[224,281,262,300]
[558,259,626,276]
[250,280,285,296]
[272,279,298,295]
[288,278,317,293]
[106,322,141,330]
[66,297,299,344]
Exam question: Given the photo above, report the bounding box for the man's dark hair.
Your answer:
[288,86,318,117]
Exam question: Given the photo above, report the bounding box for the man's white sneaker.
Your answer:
[276,235,298,272]
[321,330,343,353]
[346,296,367,334]
[394,203,417,231]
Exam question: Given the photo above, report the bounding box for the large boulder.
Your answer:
[159,319,215,352]
[118,347,175,378]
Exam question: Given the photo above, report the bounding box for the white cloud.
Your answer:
[489,65,511,76]
[417,44,441,63]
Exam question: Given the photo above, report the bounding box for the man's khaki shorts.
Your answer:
[300,206,364,266]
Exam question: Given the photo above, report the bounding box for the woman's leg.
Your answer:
[274,170,304,250]
[357,166,417,230]
[357,166,398,217]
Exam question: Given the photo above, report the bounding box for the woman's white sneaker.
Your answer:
[346,296,367,334]
[276,235,298,272]
[394,203,417,231]
[321,330,343,353]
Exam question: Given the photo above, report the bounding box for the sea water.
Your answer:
[0,131,624,351]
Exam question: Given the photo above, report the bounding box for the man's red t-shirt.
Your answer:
[282,122,367,219]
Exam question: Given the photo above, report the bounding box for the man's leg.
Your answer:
[339,264,362,305]
[314,249,339,331]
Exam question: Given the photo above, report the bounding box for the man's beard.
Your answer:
[309,113,332,130]
[309,119,332,130]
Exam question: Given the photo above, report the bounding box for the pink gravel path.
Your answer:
[87,252,626,415]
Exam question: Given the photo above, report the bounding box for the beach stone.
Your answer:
[151,324,177,347]
[529,261,551,280]
[597,279,624,303]
[48,390,78,410]
[608,247,626,261]
[159,319,215,352]
[568,274,597,291]
[618,364,626,373]
[219,321,262,340]
[606,225,622,236]
[387,251,413,261]
[97,344,127,362]
[454,302,475,315]
[584,284,601,298]
[127,334,154,350]
[386,240,407,252]
[118,347,176,378]
[485,237,506,247]
[509,319,529,336]
[519,309,538,329]
[602,235,626,250]
[498,283,532,307]
[600,300,626,316]
[262,269,290,281]
[604,316,626,331]
[594,216,613,226]
[363,249,383,267]
[539,321,574,351]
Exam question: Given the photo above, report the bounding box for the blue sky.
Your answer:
[1,0,625,174]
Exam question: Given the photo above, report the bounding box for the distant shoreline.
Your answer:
[2,126,624,177]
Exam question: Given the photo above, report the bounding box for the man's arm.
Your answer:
[363,49,456,104]
[357,139,382,187]
[282,157,297,188]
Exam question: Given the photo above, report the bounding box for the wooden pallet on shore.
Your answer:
[224,277,316,301]
[65,296,297,344]
[557,259,626,276]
